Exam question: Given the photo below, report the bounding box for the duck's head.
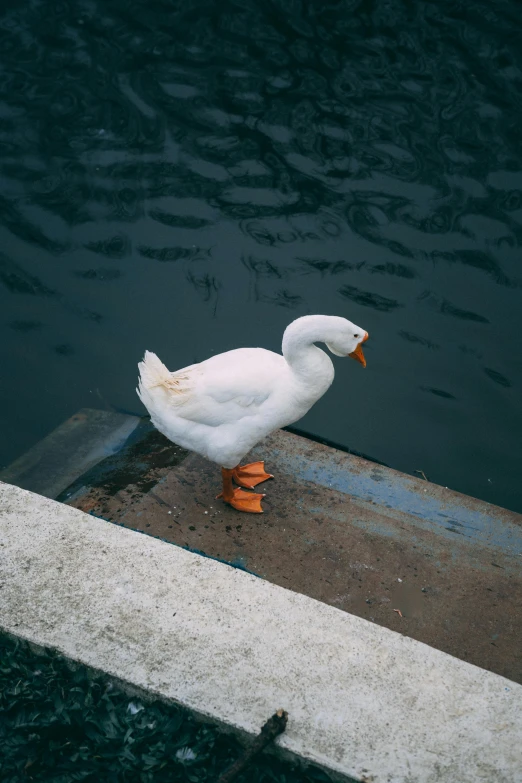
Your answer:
[326,318,369,367]
[282,314,369,367]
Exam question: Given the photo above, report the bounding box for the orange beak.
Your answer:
[348,332,369,368]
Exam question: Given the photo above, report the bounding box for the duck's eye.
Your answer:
[354,333,359,338]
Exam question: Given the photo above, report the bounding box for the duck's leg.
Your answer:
[217,468,265,513]
[233,461,273,489]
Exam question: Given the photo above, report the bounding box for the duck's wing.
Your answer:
[139,347,285,427]
[176,348,285,426]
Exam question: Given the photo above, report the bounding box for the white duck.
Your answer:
[137,315,368,513]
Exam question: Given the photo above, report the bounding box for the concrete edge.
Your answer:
[0,409,141,499]
[1,481,521,783]
[251,431,522,556]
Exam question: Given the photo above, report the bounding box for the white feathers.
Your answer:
[136,315,367,469]
[137,350,192,407]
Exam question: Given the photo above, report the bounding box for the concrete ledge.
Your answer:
[1,481,521,782]
[0,409,140,499]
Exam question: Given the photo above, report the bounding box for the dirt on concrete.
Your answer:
[66,430,522,685]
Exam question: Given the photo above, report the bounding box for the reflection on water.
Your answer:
[1,0,521,511]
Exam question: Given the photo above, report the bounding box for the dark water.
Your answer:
[1,0,521,512]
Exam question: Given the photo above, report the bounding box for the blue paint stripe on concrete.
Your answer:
[266,448,522,555]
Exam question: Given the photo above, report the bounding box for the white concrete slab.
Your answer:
[0,480,521,783]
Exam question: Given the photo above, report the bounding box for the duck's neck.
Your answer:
[282,315,335,389]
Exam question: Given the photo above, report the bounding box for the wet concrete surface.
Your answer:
[66,428,522,685]
[58,418,188,502]
[0,409,140,499]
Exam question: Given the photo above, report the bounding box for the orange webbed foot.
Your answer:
[217,487,265,513]
[233,461,274,489]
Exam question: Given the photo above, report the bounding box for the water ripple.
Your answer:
[1,0,522,511]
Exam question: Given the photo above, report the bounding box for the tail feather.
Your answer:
[137,351,190,412]
[138,350,171,389]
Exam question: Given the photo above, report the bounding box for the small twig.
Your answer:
[217,709,288,783]
[414,469,429,482]
[393,608,403,618]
